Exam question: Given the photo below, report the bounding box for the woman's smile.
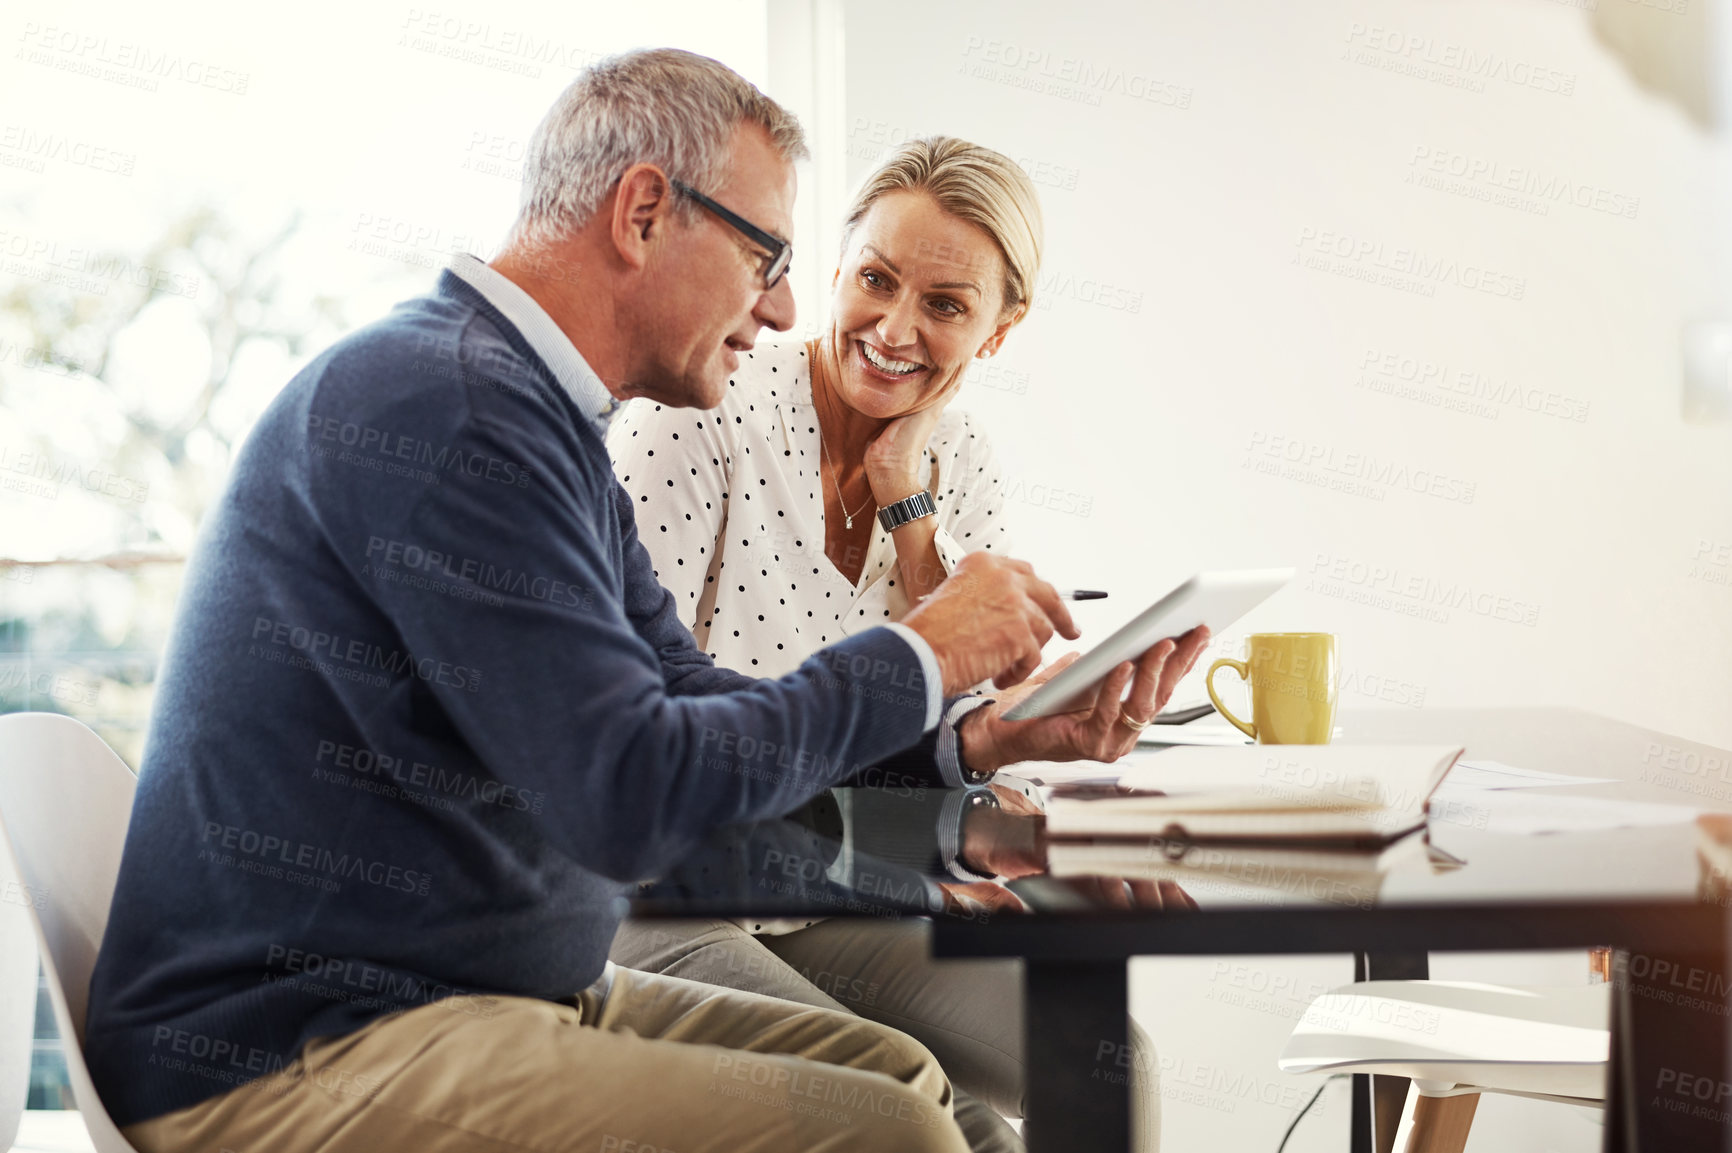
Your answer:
[854,339,928,384]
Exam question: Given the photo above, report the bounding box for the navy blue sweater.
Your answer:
[85,272,941,1126]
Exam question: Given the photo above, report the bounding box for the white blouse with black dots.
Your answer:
[608,340,1012,680]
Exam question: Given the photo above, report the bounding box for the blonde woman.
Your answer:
[611,138,1026,671]
[607,138,1176,1152]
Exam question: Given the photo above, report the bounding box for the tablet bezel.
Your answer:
[1000,568,1295,721]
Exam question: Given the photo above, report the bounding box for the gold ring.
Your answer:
[1118,712,1152,732]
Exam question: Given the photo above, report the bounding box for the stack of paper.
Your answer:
[1043,745,1463,845]
[1427,758,1698,834]
[1436,759,1602,790]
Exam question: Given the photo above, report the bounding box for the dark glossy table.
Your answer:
[634,707,1732,1153]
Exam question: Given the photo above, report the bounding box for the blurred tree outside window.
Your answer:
[1,210,348,763]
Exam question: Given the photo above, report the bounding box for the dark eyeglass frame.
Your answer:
[670,178,792,290]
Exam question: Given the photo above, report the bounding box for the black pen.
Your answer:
[1056,589,1108,601]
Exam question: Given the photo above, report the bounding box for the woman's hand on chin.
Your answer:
[862,369,967,503]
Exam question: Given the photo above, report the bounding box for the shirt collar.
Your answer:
[445,253,620,432]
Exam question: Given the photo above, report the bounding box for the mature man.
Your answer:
[86,49,1201,1153]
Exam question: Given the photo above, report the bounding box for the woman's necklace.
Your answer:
[819,431,874,530]
[811,344,875,530]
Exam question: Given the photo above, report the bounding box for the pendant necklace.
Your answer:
[813,347,875,530]
[819,431,874,529]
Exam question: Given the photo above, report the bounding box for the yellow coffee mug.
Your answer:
[1205,633,1338,745]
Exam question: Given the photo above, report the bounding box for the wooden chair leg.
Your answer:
[1373,1074,1410,1153]
[1403,1093,1480,1153]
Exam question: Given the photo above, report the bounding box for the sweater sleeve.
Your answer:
[337,410,937,884]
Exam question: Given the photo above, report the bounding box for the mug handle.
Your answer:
[1205,658,1258,741]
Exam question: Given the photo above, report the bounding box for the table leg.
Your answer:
[1603,946,1731,1152]
[1023,959,1130,1153]
[1604,960,1633,1153]
[1353,951,1430,1153]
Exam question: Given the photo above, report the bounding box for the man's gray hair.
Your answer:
[506,48,807,251]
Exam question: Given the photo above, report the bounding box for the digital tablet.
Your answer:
[1001,568,1295,721]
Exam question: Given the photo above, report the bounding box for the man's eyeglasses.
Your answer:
[671,178,792,291]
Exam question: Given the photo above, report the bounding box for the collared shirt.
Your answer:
[608,340,1011,673]
[610,338,1008,773]
[446,253,620,435]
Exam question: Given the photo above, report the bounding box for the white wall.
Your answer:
[783,0,1732,750]
[766,5,1731,1148]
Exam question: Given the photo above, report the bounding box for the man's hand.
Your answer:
[939,880,1029,919]
[1058,876,1198,911]
[988,782,1043,816]
[956,625,1212,775]
[959,803,1046,879]
[900,552,1080,694]
[952,804,1200,911]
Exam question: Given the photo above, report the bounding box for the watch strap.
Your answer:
[877,490,936,532]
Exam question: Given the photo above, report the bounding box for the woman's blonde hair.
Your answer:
[841,136,1044,318]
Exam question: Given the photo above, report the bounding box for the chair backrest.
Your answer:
[0,712,142,1153]
[0,850,41,1149]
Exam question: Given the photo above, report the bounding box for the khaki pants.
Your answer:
[611,919,1161,1153]
[123,967,970,1153]
[613,919,1027,1153]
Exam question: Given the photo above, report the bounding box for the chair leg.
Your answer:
[1403,1093,1480,1153]
[1372,1073,1411,1153]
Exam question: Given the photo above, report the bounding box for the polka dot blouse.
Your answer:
[608,340,1012,679]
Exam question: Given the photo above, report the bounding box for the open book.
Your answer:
[1043,745,1464,846]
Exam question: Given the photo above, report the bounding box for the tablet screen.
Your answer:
[1001,568,1294,721]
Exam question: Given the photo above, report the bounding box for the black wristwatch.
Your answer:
[877,490,936,532]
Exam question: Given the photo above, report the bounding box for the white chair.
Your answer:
[0,712,143,1153]
[1,845,38,1149]
[1279,979,1609,1153]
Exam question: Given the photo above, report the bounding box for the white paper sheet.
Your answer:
[1428,786,1698,834]
[1442,759,1606,791]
